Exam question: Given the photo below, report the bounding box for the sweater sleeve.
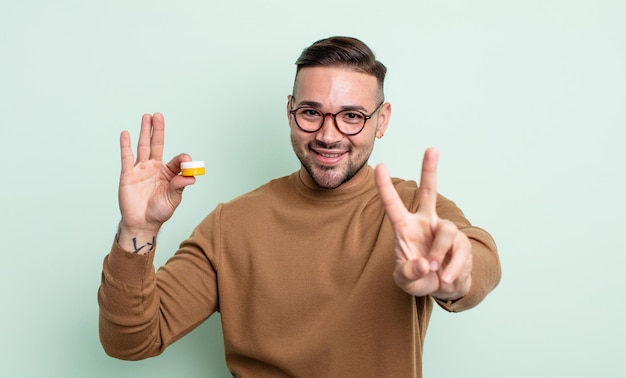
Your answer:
[433,195,502,312]
[98,208,222,360]
[98,240,162,359]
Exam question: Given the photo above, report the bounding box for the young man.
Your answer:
[99,36,501,377]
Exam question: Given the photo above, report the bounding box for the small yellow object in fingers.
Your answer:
[181,161,205,176]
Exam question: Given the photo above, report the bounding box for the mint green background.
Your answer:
[1,1,624,377]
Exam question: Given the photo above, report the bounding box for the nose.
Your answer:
[316,114,343,144]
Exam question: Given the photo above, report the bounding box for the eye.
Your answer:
[339,111,365,124]
[297,107,322,119]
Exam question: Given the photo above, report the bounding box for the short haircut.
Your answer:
[293,36,387,101]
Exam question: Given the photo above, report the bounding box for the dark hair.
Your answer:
[293,36,387,100]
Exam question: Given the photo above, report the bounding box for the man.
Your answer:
[99,36,501,377]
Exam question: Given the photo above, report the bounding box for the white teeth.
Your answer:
[320,153,340,158]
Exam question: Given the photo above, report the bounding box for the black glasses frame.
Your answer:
[289,99,385,136]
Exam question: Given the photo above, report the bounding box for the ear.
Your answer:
[286,95,294,124]
[375,102,391,138]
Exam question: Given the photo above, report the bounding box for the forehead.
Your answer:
[294,66,379,104]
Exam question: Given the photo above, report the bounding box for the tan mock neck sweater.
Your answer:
[99,166,501,377]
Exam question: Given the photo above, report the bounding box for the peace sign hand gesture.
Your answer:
[374,148,472,300]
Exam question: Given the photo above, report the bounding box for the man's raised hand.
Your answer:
[374,148,472,300]
[117,113,196,254]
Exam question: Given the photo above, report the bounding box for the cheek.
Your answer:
[349,130,377,149]
[290,124,314,144]
[290,128,307,151]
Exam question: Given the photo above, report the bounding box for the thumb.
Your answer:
[163,175,195,217]
[165,153,196,200]
[394,258,441,296]
[396,257,430,284]
[166,153,193,174]
[169,174,196,198]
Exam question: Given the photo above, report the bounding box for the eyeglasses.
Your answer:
[289,99,385,136]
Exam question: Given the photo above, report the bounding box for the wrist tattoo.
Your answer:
[115,224,156,254]
[132,236,156,254]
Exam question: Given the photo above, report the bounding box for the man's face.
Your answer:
[288,66,390,189]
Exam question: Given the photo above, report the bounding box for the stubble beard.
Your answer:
[292,137,373,189]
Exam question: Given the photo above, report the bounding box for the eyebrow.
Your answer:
[296,100,369,113]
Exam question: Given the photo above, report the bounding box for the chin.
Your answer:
[310,166,354,189]
[311,173,343,189]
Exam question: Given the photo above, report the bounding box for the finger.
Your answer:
[440,232,472,284]
[417,147,439,218]
[149,112,165,161]
[165,153,192,176]
[394,258,439,296]
[164,154,196,206]
[169,174,196,193]
[119,130,135,174]
[426,219,457,271]
[394,257,430,285]
[136,114,153,163]
[167,155,196,198]
[374,163,409,224]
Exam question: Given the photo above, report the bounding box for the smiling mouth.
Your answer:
[308,141,349,164]
[312,149,347,166]
[318,152,343,158]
